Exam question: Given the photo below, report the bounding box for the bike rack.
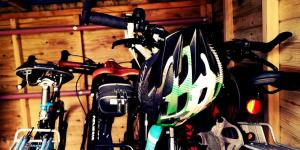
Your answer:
[96,144,134,150]
[238,122,298,150]
[10,128,60,150]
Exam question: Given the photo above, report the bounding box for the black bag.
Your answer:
[95,83,134,117]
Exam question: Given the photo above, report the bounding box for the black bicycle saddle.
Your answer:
[16,55,73,86]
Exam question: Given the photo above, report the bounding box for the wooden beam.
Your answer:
[0,0,200,20]
[200,0,207,17]
[206,2,212,22]
[262,0,280,142]
[1,0,29,11]
[10,18,31,128]
[223,0,234,41]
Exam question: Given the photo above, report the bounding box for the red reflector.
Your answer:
[246,99,261,115]
[49,106,53,112]
[212,105,220,118]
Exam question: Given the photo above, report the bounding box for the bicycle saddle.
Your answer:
[16,55,74,86]
[92,60,140,79]
[251,71,300,93]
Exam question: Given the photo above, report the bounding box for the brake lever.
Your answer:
[112,38,143,49]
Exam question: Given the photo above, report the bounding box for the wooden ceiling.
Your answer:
[0,0,82,13]
[0,0,184,14]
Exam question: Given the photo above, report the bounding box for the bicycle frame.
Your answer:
[11,58,73,150]
[59,51,141,150]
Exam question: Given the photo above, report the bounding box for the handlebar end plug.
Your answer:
[17,80,27,90]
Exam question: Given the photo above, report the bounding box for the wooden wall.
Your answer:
[279,0,300,147]
[218,0,300,147]
[0,0,211,149]
[233,0,262,41]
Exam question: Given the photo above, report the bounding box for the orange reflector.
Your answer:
[246,99,261,115]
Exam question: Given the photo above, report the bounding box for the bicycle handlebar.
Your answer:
[223,32,292,64]
[82,0,127,29]
[59,50,103,74]
[89,12,127,29]
[82,0,151,32]
[223,32,292,53]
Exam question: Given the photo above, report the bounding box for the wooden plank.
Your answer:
[212,0,223,25]
[280,65,300,72]
[0,101,21,131]
[280,90,300,102]
[20,32,82,63]
[200,0,207,17]
[0,6,19,14]
[278,2,300,145]
[233,0,262,18]
[31,2,82,11]
[262,0,280,142]
[63,96,85,150]
[10,18,31,128]
[0,36,19,94]
[234,26,262,41]
[280,128,300,148]
[280,44,300,68]
[145,6,200,21]
[280,108,300,141]
[280,102,300,124]
[234,11,262,31]
[223,0,234,41]
[83,29,132,63]
[18,15,80,28]
[0,19,11,29]
[206,3,212,21]
[2,0,29,11]
[0,1,200,20]
[279,0,300,21]
[112,115,128,142]
[280,18,300,42]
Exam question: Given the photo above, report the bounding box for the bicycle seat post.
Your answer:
[39,78,55,124]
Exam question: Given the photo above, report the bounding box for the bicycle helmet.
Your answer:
[138,28,223,126]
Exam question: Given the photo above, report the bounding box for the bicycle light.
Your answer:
[246,98,261,115]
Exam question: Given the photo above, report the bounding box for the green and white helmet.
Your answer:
[138,28,223,127]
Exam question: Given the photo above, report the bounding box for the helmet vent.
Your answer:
[198,88,207,103]
[160,101,168,115]
[178,93,188,112]
[179,55,188,85]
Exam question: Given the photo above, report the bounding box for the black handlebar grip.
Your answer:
[60,50,70,61]
[26,55,36,66]
[250,32,292,53]
[89,12,127,29]
[81,0,95,25]
[266,32,292,50]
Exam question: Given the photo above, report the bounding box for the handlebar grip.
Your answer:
[223,32,292,53]
[59,61,82,68]
[60,50,70,61]
[89,12,127,29]
[250,32,292,53]
[81,0,95,25]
